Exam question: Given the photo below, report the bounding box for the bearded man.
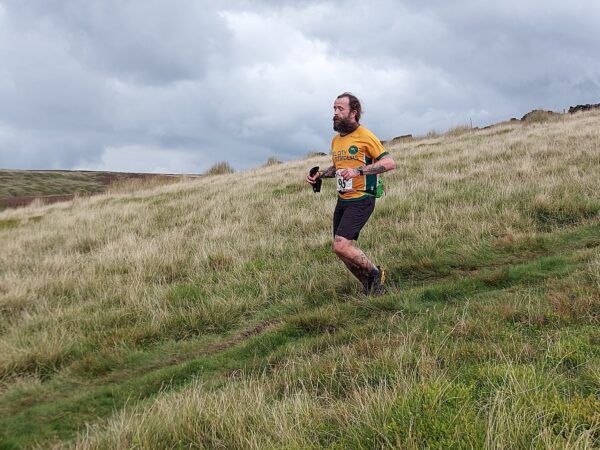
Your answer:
[306,92,396,295]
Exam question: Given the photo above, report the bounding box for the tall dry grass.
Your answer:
[1,110,600,448]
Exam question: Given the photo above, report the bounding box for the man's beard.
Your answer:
[333,117,358,135]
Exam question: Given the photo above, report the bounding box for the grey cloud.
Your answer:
[1,0,599,173]
[281,0,600,124]
[5,0,231,84]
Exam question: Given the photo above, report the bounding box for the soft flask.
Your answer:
[309,166,322,193]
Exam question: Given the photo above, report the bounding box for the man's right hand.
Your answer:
[306,166,321,185]
[306,173,320,185]
[307,166,323,193]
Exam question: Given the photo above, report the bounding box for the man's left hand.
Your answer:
[340,168,360,180]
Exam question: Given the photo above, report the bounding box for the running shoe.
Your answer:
[370,266,386,296]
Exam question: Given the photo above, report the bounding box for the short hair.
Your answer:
[337,92,362,122]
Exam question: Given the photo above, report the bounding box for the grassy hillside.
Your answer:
[1,111,600,449]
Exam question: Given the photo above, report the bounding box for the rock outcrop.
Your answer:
[568,103,600,114]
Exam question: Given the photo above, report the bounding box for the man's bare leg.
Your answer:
[333,235,376,274]
[341,258,368,284]
[333,235,380,293]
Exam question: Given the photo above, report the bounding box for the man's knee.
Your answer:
[332,235,351,257]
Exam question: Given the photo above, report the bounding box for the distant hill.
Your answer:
[0,169,199,209]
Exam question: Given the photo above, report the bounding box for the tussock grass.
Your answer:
[444,124,473,137]
[305,150,328,158]
[205,161,235,175]
[263,156,282,167]
[1,110,600,448]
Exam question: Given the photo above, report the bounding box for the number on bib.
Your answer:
[336,174,353,192]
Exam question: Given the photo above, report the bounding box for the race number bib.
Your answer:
[336,173,353,192]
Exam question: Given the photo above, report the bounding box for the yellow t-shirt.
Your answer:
[331,125,388,201]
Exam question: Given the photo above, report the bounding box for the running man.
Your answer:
[306,92,396,295]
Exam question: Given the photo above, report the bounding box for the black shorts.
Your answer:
[333,196,376,241]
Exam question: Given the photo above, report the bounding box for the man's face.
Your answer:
[333,97,357,133]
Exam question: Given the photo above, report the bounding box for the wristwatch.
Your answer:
[358,168,364,176]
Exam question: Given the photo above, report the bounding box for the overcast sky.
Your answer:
[0,1,599,173]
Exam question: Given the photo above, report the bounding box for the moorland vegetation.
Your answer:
[1,110,600,448]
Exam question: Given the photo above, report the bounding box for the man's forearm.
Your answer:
[360,156,396,175]
[319,165,336,178]
[361,164,387,175]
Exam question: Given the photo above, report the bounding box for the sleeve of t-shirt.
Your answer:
[366,132,389,161]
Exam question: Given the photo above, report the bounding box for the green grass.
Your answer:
[0,218,19,230]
